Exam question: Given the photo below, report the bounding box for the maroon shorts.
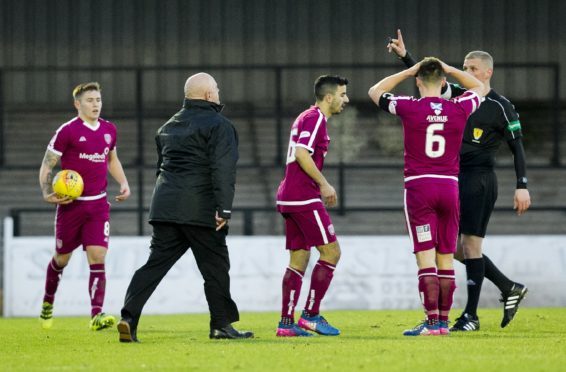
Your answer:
[54,198,110,254]
[281,208,337,250]
[404,177,459,254]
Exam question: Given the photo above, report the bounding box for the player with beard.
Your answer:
[276,75,349,337]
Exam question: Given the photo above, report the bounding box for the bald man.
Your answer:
[118,72,253,342]
[184,72,220,103]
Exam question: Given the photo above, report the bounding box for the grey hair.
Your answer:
[465,51,493,69]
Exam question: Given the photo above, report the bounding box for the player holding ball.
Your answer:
[38,82,130,331]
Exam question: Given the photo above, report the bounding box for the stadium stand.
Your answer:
[1,104,565,237]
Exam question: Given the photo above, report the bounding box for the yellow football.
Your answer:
[52,169,84,200]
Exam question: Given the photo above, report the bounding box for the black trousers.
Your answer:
[459,169,498,237]
[121,222,239,330]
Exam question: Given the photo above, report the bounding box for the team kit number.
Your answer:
[425,123,445,158]
[286,140,297,164]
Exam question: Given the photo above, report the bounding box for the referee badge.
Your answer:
[473,128,483,143]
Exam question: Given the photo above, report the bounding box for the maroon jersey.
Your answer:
[48,117,117,200]
[379,91,481,180]
[276,106,329,213]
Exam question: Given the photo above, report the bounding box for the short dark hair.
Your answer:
[416,57,445,85]
[73,82,101,100]
[314,75,349,101]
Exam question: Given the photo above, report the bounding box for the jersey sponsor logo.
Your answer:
[79,136,87,142]
[430,102,443,116]
[473,128,483,143]
[104,134,112,145]
[416,224,432,242]
[56,239,63,249]
[79,147,110,163]
[299,131,311,139]
[426,115,448,123]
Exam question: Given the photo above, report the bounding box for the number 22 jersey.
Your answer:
[276,106,329,213]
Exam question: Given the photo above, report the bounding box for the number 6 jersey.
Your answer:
[378,91,482,180]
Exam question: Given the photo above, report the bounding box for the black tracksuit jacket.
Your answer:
[148,99,239,228]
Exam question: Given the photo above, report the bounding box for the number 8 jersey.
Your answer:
[276,106,329,213]
[378,91,481,180]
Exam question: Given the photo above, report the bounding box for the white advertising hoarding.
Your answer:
[4,218,566,317]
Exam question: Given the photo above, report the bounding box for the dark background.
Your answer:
[0,0,565,237]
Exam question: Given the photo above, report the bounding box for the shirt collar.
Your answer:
[80,118,100,131]
[183,98,224,112]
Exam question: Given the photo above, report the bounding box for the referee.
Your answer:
[117,72,253,342]
[388,30,531,331]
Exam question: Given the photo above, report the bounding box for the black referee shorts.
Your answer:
[459,169,498,238]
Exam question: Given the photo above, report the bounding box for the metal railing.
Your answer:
[0,62,562,167]
[1,63,563,236]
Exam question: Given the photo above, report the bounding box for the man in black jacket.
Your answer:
[117,72,253,342]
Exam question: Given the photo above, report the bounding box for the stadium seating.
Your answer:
[1,104,565,236]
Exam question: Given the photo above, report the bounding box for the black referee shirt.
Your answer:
[444,84,523,169]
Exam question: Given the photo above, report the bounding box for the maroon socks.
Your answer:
[280,260,337,323]
[418,267,440,321]
[438,269,456,321]
[281,267,304,323]
[43,259,107,318]
[89,264,106,317]
[43,258,64,304]
[304,260,336,316]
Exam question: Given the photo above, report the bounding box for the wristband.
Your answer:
[400,51,417,68]
[517,177,528,189]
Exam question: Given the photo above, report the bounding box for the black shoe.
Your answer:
[450,313,480,332]
[117,318,139,343]
[209,324,254,339]
[500,283,528,328]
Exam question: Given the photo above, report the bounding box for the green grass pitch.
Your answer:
[1,308,565,371]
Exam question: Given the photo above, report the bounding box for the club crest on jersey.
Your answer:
[430,102,443,116]
[473,128,483,143]
[104,134,112,144]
